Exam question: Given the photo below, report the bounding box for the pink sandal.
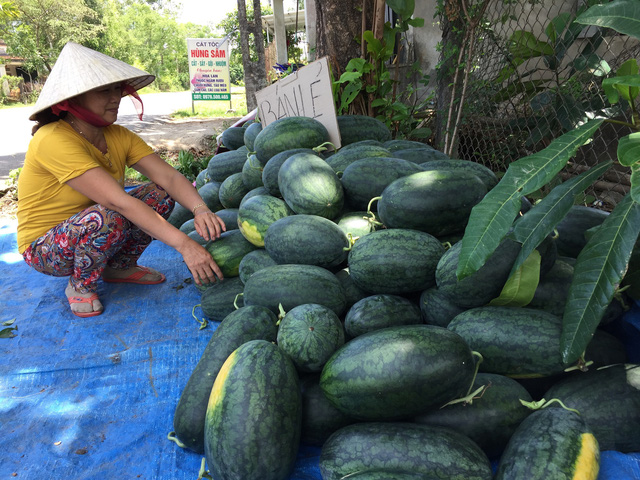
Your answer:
[103,265,166,285]
[68,294,103,318]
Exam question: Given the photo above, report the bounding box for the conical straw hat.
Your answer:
[30,42,155,120]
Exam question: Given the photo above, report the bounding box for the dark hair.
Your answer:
[31,108,67,135]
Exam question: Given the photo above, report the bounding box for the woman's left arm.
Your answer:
[133,153,226,241]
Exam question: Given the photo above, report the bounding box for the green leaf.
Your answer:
[489,250,541,307]
[508,31,554,59]
[2,318,16,326]
[632,165,640,203]
[457,119,604,280]
[344,57,368,72]
[386,0,415,19]
[575,0,640,42]
[618,132,640,167]
[337,72,363,84]
[509,161,612,276]
[615,59,640,102]
[410,127,432,139]
[545,12,572,44]
[492,79,547,103]
[0,327,17,338]
[407,17,424,28]
[605,75,640,106]
[561,193,640,364]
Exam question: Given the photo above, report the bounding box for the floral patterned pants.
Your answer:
[22,183,174,294]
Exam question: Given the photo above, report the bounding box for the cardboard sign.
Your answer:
[187,38,231,101]
[256,56,341,149]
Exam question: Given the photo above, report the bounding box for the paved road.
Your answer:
[0,91,195,185]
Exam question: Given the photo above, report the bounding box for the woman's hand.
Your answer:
[180,237,224,285]
[194,209,226,241]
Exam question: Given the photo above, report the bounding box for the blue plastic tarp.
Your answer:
[1,218,639,479]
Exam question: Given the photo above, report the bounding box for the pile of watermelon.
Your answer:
[168,115,639,480]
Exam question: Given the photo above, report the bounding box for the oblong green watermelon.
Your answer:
[320,324,475,420]
[264,214,350,269]
[254,116,330,164]
[348,228,445,294]
[243,264,347,316]
[205,229,259,278]
[340,157,424,211]
[279,152,344,219]
[377,170,487,237]
[237,194,293,247]
[204,340,301,480]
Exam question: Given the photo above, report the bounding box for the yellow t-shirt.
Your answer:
[17,120,154,253]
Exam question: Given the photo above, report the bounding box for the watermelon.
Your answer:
[243,264,348,316]
[204,229,259,278]
[237,194,294,247]
[204,340,302,480]
[277,303,346,372]
[254,116,330,164]
[376,170,487,237]
[348,228,445,294]
[279,152,344,219]
[264,214,350,269]
[320,324,476,420]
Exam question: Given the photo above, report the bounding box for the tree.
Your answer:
[7,0,104,73]
[237,0,267,111]
[0,0,19,31]
[315,0,375,78]
[216,4,273,86]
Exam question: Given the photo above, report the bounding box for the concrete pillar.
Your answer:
[304,0,317,61]
[273,0,288,64]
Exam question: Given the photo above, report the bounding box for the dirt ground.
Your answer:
[0,117,240,221]
[133,116,240,154]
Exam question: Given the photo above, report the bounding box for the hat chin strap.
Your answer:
[51,100,113,127]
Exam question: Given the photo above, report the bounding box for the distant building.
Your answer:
[0,39,32,79]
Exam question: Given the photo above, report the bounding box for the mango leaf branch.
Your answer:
[508,160,613,276]
[457,119,604,280]
[575,0,640,42]
[561,193,640,364]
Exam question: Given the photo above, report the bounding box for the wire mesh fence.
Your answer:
[449,0,638,210]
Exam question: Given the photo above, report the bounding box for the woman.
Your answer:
[17,42,226,318]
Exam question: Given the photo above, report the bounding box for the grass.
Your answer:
[172,86,249,119]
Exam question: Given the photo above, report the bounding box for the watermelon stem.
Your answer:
[313,141,337,154]
[343,233,358,251]
[467,351,484,395]
[233,293,243,310]
[197,457,213,479]
[439,351,486,408]
[276,303,287,326]
[564,354,594,373]
[440,383,490,408]
[519,398,581,415]
[166,431,187,449]
[366,197,384,227]
[191,304,208,330]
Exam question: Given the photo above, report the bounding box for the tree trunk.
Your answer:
[315,0,373,77]
[238,0,268,111]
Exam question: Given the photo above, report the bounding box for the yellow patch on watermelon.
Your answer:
[207,349,238,412]
[573,432,600,480]
[238,220,264,247]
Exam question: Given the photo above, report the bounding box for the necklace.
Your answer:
[67,118,112,168]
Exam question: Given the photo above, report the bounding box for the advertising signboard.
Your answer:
[187,38,231,101]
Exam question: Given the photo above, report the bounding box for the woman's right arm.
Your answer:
[66,167,223,284]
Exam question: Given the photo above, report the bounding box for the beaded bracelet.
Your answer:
[192,202,207,215]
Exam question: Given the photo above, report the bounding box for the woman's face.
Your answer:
[73,83,122,123]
